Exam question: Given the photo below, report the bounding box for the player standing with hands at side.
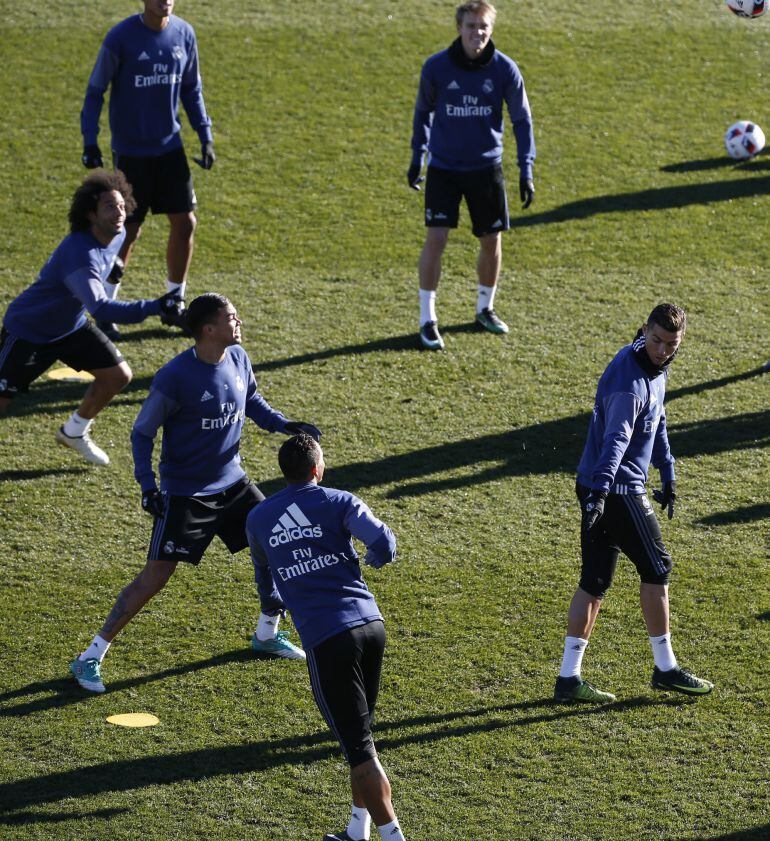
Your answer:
[555,303,714,703]
[247,435,406,841]
[81,0,215,339]
[409,1,535,350]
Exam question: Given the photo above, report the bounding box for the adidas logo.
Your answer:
[200,390,214,401]
[447,80,460,90]
[138,50,150,60]
[269,503,322,546]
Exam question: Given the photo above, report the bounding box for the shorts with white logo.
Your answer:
[0,323,124,399]
[576,483,672,598]
[149,476,265,564]
[424,163,509,237]
[114,147,195,225]
[307,619,386,768]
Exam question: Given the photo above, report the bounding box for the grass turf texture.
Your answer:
[0,1,768,838]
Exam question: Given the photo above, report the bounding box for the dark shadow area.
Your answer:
[0,808,128,826]
[508,175,770,229]
[253,323,480,374]
[0,695,665,815]
[696,503,770,527]
[678,825,770,841]
[756,611,770,622]
[0,467,86,483]
[112,327,181,342]
[666,367,765,401]
[660,156,742,173]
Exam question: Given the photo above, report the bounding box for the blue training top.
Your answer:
[131,344,290,496]
[3,229,160,343]
[81,14,212,157]
[247,482,397,650]
[576,336,676,495]
[411,38,535,175]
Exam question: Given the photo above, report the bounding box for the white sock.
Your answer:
[346,805,371,841]
[477,283,496,313]
[377,819,405,841]
[103,280,120,301]
[80,634,111,663]
[256,611,280,641]
[62,412,92,438]
[559,636,588,679]
[166,280,186,298]
[649,633,677,672]
[419,289,437,326]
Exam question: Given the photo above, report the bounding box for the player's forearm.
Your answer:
[512,117,535,179]
[130,429,157,492]
[92,298,162,324]
[80,89,105,146]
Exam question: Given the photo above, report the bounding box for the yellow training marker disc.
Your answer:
[47,366,95,383]
[106,713,160,728]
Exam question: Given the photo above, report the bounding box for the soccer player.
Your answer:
[80,0,215,339]
[0,170,183,465]
[70,293,322,693]
[246,435,406,841]
[408,1,535,351]
[555,303,714,703]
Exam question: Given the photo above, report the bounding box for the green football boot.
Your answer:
[651,666,714,696]
[554,675,616,703]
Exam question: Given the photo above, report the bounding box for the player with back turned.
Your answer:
[69,293,322,693]
[555,303,714,703]
[81,0,215,339]
[247,435,406,841]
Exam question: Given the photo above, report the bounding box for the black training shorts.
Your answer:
[576,483,672,598]
[424,163,509,237]
[0,323,124,399]
[307,620,386,768]
[148,477,265,564]
[115,146,196,225]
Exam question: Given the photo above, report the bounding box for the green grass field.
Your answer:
[0,1,768,838]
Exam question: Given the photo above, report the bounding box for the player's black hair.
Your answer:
[69,170,136,233]
[279,434,322,482]
[647,303,686,335]
[186,293,231,339]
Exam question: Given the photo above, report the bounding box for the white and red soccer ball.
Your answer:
[725,0,768,18]
[724,121,766,159]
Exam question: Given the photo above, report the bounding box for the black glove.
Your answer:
[520,177,535,209]
[652,481,676,520]
[193,141,216,170]
[407,163,424,191]
[141,487,166,518]
[108,256,124,283]
[82,144,104,169]
[284,421,322,442]
[582,490,607,533]
[157,291,184,320]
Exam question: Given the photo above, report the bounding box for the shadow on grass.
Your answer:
[678,825,770,841]
[0,467,86,482]
[0,808,128,827]
[508,174,770,229]
[696,503,770,527]
[756,611,770,622]
[0,694,667,815]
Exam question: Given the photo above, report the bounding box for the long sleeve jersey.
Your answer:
[411,38,535,175]
[81,14,212,157]
[247,482,397,650]
[3,230,160,343]
[576,337,676,495]
[131,345,290,495]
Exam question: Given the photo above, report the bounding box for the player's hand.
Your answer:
[157,291,184,318]
[652,481,676,520]
[82,144,104,169]
[520,177,535,209]
[582,490,607,533]
[108,256,125,283]
[284,421,322,442]
[363,549,393,569]
[407,163,424,191]
[194,141,216,170]
[141,487,166,518]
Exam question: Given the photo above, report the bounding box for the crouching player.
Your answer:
[247,435,407,841]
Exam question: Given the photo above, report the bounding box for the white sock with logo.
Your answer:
[79,634,111,663]
[103,280,120,301]
[256,612,280,641]
[559,636,588,679]
[166,280,186,299]
[477,283,496,314]
[419,289,437,326]
[377,819,405,841]
[649,633,677,672]
[62,412,92,438]
[346,805,371,841]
